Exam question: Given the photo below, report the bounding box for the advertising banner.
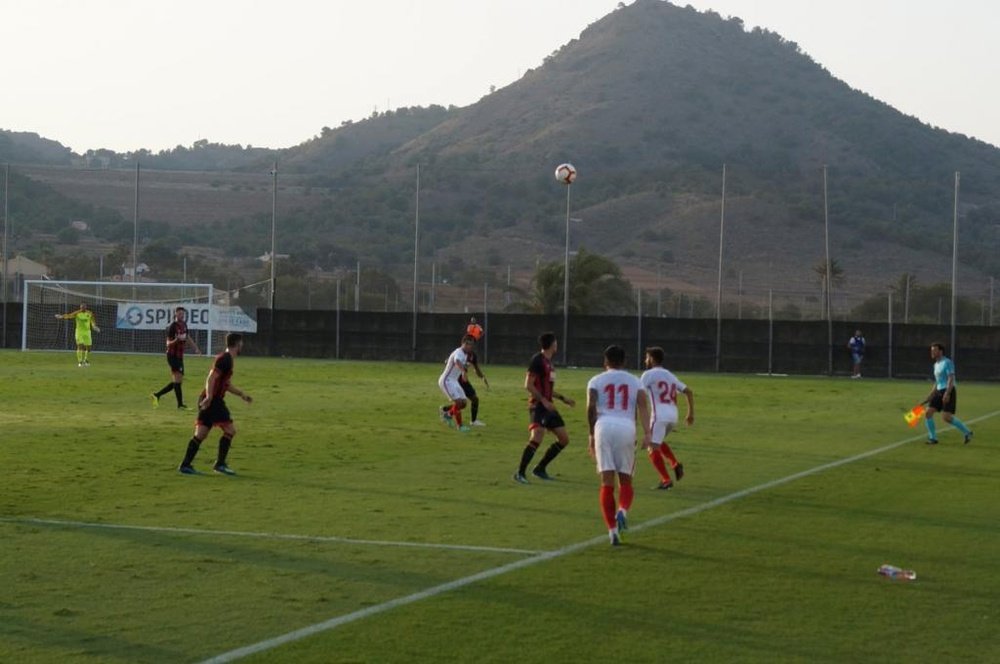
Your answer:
[116,303,256,333]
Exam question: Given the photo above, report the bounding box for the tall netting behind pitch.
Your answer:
[23,280,215,355]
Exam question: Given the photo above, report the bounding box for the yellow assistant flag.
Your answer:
[903,404,925,427]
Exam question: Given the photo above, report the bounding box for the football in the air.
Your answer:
[554,163,577,185]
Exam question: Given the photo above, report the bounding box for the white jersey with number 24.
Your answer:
[640,366,687,425]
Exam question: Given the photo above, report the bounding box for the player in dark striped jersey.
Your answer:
[177,333,252,476]
[151,307,201,410]
[513,332,575,483]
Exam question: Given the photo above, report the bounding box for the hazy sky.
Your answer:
[2,0,997,154]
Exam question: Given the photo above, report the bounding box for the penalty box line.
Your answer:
[0,517,542,556]
[199,409,1000,664]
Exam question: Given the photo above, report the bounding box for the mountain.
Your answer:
[384,0,1000,292]
[6,0,1000,303]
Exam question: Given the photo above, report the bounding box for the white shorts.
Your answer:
[594,418,636,474]
[438,376,465,402]
[650,419,677,445]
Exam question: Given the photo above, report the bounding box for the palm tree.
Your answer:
[812,257,845,288]
[813,257,845,317]
[529,249,633,315]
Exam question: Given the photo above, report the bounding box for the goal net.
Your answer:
[21,280,245,355]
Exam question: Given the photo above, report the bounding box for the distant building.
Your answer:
[3,255,49,280]
[120,263,150,280]
[2,255,50,301]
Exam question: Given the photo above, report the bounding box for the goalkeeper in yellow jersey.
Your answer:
[54,303,101,366]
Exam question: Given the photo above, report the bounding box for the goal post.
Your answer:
[23,280,220,355]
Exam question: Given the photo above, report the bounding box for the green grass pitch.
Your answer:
[2,350,999,663]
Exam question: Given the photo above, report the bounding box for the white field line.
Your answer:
[199,412,999,663]
[0,517,542,556]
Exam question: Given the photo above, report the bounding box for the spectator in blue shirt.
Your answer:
[847,329,865,378]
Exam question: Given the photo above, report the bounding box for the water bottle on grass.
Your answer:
[878,564,916,581]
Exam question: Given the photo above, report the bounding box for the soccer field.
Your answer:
[2,351,998,663]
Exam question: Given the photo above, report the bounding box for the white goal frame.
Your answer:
[22,280,216,355]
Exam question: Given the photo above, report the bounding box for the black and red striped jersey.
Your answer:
[166,321,188,358]
[527,352,554,405]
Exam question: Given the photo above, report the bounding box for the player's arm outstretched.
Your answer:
[186,334,201,355]
[54,308,81,320]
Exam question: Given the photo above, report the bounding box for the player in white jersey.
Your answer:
[586,344,652,546]
[640,346,694,490]
[438,335,476,432]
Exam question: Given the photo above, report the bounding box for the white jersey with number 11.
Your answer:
[587,369,643,421]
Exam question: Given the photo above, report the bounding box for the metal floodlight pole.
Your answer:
[636,288,642,370]
[904,274,911,324]
[2,163,9,349]
[715,163,726,373]
[563,183,572,366]
[132,162,140,282]
[951,171,960,356]
[269,162,278,311]
[990,276,994,327]
[823,165,833,376]
[888,291,894,378]
[767,289,774,375]
[412,164,420,359]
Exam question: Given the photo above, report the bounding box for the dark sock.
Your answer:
[173,383,184,407]
[216,436,232,466]
[471,398,479,422]
[535,443,565,471]
[181,437,202,467]
[518,444,538,475]
[154,382,174,398]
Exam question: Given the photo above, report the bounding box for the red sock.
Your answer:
[599,485,616,529]
[619,482,634,512]
[659,442,679,468]
[451,404,463,427]
[648,449,671,482]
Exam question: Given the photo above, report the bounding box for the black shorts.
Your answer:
[461,379,477,399]
[529,404,565,431]
[167,355,184,374]
[197,397,232,428]
[928,389,957,414]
